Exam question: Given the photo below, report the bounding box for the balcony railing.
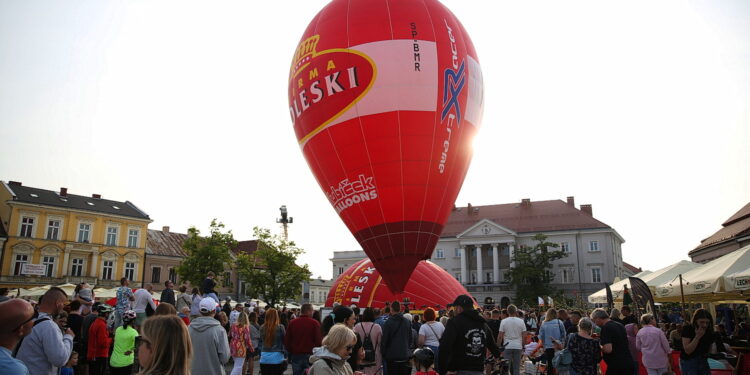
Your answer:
[0,275,98,286]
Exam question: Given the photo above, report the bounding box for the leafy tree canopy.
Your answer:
[509,233,568,307]
[176,219,237,289]
[236,227,312,307]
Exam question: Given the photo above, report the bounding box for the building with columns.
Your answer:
[331,197,626,306]
[0,181,151,289]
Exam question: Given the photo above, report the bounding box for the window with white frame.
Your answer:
[338,267,344,275]
[435,249,444,259]
[455,272,461,282]
[486,272,493,283]
[454,248,461,257]
[47,219,61,240]
[561,242,570,253]
[125,262,136,281]
[562,268,574,283]
[102,261,114,280]
[589,241,599,252]
[78,223,91,243]
[169,268,177,283]
[591,267,602,283]
[151,267,161,283]
[42,256,55,277]
[20,217,35,238]
[71,258,84,277]
[127,229,139,248]
[14,254,29,275]
[106,227,118,246]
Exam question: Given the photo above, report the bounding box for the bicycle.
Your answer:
[485,355,510,375]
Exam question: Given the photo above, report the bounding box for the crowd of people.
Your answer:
[1,278,749,375]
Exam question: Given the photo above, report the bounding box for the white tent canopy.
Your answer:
[728,268,750,291]
[588,260,701,304]
[655,245,750,301]
[588,270,652,304]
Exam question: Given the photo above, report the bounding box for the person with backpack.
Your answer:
[381,301,413,375]
[354,307,382,375]
[418,308,444,374]
[285,303,322,375]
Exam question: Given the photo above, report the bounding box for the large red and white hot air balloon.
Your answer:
[326,258,475,310]
[289,0,483,292]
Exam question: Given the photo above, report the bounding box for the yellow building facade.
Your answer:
[0,181,152,289]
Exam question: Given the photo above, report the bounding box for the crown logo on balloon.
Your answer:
[290,35,321,78]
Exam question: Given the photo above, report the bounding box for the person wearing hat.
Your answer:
[438,295,501,375]
[188,297,230,375]
[88,304,114,375]
[110,310,138,375]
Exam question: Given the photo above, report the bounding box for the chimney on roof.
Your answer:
[567,196,575,206]
[162,226,170,233]
[8,181,22,186]
[521,198,531,207]
[92,194,101,199]
[467,203,472,214]
[60,187,67,197]
[580,204,593,216]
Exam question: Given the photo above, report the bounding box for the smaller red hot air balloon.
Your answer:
[326,258,475,310]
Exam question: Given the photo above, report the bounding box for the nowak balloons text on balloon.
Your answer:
[289,0,483,293]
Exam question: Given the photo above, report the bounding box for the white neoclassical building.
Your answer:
[331,197,626,307]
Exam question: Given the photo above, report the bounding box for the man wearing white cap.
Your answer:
[188,297,230,375]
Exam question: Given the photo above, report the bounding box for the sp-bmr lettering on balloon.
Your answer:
[288,0,484,293]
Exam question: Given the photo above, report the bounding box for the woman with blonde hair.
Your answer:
[138,315,192,375]
[539,308,565,375]
[309,324,356,375]
[230,311,253,375]
[259,308,287,375]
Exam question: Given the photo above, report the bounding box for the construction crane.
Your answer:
[276,205,293,241]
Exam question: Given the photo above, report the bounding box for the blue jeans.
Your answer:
[206,292,220,311]
[680,357,710,375]
[291,354,311,375]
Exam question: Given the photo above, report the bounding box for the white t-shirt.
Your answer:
[499,316,526,349]
[418,321,445,347]
[133,288,156,313]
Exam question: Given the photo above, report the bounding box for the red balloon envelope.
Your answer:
[289,0,483,292]
[326,258,475,309]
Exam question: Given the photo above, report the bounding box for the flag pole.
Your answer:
[679,274,686,309]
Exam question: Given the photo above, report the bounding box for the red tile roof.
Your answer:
[690,202,750,254]
[622,261,642,274]
[146,229,188,257]
[232,240,259,255]
[441,199,611,237]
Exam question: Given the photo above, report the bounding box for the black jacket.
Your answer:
[160,288,175,306]
[439,309,501,374]
[380,313,412,361]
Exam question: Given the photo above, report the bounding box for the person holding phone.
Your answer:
[680,309,714,375]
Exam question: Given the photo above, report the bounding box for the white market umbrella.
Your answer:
[93,287,118,299]
[56,283,78,296]
[588,260,701,304]
[655,245,750,301]
[727,267,750,292]
[588,270,652,304]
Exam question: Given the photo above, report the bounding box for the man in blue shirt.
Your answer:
[0,298,35,374]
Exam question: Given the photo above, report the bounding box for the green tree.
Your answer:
[508,233,568,307]
[236,227,312,307]
[176,219,237,289]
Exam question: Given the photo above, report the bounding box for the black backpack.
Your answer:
[362,323,376,363]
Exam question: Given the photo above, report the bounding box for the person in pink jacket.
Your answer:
[636,314,671,375]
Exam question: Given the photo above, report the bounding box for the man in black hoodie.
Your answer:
[381,301,412,375]
[439,295,502,375]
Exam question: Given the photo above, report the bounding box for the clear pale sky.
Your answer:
[1,0,748,280]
